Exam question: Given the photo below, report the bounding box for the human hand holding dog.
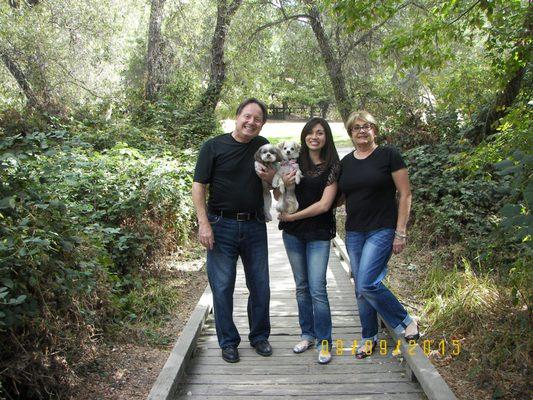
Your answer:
[278,211,296,222]
[258,165,276,185]
[282,170,296,187]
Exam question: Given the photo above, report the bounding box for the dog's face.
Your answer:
[278,141,301,160]
[254,144,283,164]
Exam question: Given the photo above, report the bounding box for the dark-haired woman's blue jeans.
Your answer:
[346,228,412,343]
[283,231,332,348]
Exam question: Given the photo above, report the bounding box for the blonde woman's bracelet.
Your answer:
[394,231,407,239]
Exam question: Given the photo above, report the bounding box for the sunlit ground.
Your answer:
[221,119,353,148]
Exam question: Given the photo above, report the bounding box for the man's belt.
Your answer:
[209,209,262,221]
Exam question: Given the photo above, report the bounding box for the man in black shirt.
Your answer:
[192,98,275,363]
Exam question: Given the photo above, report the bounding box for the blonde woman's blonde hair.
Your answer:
[345,110,379,136]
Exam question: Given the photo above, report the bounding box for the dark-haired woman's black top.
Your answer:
[278,161,341,241]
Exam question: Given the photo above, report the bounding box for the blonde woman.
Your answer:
[338,110,419,359]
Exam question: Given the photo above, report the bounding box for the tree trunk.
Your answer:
[197,0,243,115]
[0,49,42,110]
[307,5,352,123]
[145,0,167,101]
[466,4,532,144]
[465,66,526,145]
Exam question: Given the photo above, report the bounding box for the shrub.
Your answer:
[0,127,197,398]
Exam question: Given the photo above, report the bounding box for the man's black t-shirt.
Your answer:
[338,146,406,232]
[193,133,268,212]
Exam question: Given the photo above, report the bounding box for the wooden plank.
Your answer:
[176,382,423,396]
[193,346,400,358]
[232,309,358,315]
[202,327,363,335]
[175,395,426,400]
[186,363,407,375]
[227,315,360,325]
[186,355,400,365]
[184,372,411,384]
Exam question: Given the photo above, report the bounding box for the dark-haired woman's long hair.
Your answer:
[299,117,339,173]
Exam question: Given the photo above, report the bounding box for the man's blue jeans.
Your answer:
[206,214,270,349]
[282,231,332,347]
[345,228,412,343]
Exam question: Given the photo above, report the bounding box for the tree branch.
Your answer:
[447,0,481,26]
[248,13,311,40]
[228,0,243,17]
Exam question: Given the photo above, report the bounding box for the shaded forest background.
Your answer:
[0,0,531,399]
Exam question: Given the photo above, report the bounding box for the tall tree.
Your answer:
[466,3,532,144]
[145,0,167,101]
[0,47,42,109]
[306,4,351,122]
[197,0,243,115]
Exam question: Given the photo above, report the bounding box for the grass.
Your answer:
[392,240,531,399]
[109,270,206,346]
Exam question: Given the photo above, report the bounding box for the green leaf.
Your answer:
[500,204,521,218]
[1,279,14,289]
[9,295,27,305]
[0,197,16,209]
[494,159,514,170]
[524,181,533,206]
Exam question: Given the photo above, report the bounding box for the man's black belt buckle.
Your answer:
[236,212,253,221]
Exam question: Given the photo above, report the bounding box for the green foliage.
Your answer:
[404,143,505,245]
[109,272,204,346]
[0,125,197,397]
[404,130,532,310]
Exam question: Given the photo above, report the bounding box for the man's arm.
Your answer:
[192,182,214,250]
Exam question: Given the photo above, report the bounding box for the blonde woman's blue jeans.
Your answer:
[345,228,412,343]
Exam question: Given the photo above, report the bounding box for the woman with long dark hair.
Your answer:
[276,117,340,364]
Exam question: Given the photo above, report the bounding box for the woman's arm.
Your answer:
[279,182,338,222]
[391,168,412,254]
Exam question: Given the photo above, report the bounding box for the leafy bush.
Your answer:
[405,137,532,307]
[404,143,505,248]
[0,127,197,398]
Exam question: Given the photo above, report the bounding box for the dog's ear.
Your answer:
[294,143,301,154]
[254,148,263,163]
[274,146,285,162]
[277,141,285,150]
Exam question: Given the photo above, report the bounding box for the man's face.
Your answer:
[234,103,265,141]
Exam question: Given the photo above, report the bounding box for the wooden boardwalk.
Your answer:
[172,220,427,400]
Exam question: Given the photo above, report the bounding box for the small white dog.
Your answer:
[272,141,303,214]
[254,144,284,222]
